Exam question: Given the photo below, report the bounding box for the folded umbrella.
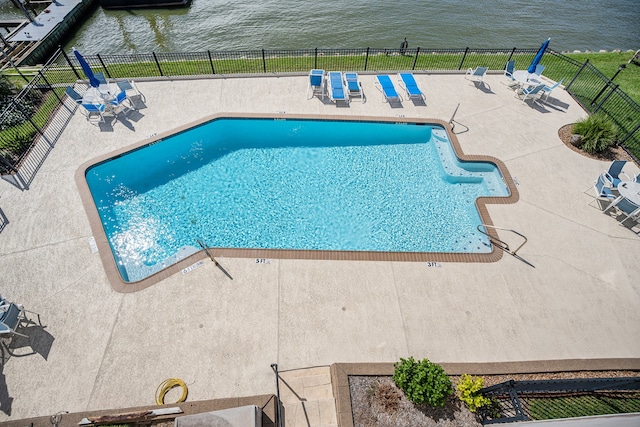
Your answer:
[73,47,100,88]
[528,38,550,74]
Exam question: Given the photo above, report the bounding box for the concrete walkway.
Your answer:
[1,73,639,425]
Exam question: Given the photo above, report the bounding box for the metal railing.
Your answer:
[1,46,639,188]
[480,377,640,424]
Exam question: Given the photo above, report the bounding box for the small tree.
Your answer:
[392,356,453,407]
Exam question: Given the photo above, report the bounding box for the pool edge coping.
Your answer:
[74,113,520,293]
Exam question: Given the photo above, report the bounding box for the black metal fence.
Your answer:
[0,49,75,189]
[480,377,640,424]
[1,46,639,188]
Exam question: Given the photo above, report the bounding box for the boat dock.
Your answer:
[0,0,96,69]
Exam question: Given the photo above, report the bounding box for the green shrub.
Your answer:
[392,356,453,407]
[456,374,492,412]
[572,113,618,154]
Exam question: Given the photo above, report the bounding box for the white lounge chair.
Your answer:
[374,75,402,103]
[465,66,488,82]
[326,71,348,105]
[344,72,364,102]
[397,73,425,101]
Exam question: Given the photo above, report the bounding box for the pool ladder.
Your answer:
[477,224,534,267]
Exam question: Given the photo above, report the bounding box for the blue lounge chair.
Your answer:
[307,69,325,100]
[397,73,425,101]
[326,71,348,104]
[344,72,364,102]
[604,160,630,188]
[375,75,401,103]
[517,83,546,103]
[464,66,488,82]
[542,78,563,101]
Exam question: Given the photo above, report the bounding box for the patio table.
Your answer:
[512,70,541,88]
[82,83,119,105]
[617,181,640,206]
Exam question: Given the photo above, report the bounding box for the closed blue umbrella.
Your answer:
[528,38,550,73]
[73,47,100,88]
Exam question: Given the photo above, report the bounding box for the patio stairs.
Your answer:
[278,366,338,427]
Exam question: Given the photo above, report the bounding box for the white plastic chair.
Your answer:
[0,302,29,339]
[464,66,488,82]
[542,78,564,101]
[517,83,546,103]
[117,80,145,104]
[307,69,325,100]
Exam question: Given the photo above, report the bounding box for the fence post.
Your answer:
[59,46,81,80]
[364,47,369,71]
[507,47,516,62]
[619,122,640,147]
[458,47,469,70]
[565,59,589,91]
[314,48,317,70]
[412,47,420,70]
[592,84,618,113]
[37,70,63,105]
[152,52,164,76]
[262,49,267,73]
[207,50,215,75]
[97,54,110,78]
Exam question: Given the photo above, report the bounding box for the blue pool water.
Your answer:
[85,118,510,282]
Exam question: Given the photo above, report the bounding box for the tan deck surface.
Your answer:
[1,73,639,425]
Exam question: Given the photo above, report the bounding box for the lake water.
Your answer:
[1,0,638,53]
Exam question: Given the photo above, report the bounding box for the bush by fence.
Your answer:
[1,46,639,183]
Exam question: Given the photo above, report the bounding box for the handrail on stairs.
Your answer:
[477,224,533,267]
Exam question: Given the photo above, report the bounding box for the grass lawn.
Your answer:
[565,51,640,103]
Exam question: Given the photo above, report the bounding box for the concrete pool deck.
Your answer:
[0,73,639,425]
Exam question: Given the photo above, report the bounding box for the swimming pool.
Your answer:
[79,115,517,285]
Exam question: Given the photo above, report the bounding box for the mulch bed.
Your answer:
[558,124,637,164]
[349,371,640,427]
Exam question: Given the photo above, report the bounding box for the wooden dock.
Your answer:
[0,0,97,69]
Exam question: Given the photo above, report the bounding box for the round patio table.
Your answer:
[82,83,119,104]
[617,181,640,206]
[512,70,541,88]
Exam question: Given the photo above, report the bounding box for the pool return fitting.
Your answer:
[196,238,234,280]
[477,224,534,268]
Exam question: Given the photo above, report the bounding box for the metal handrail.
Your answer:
[478,224,534,267]
[477,224,528,256]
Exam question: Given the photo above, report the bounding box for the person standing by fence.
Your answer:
[400,37,408,55]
